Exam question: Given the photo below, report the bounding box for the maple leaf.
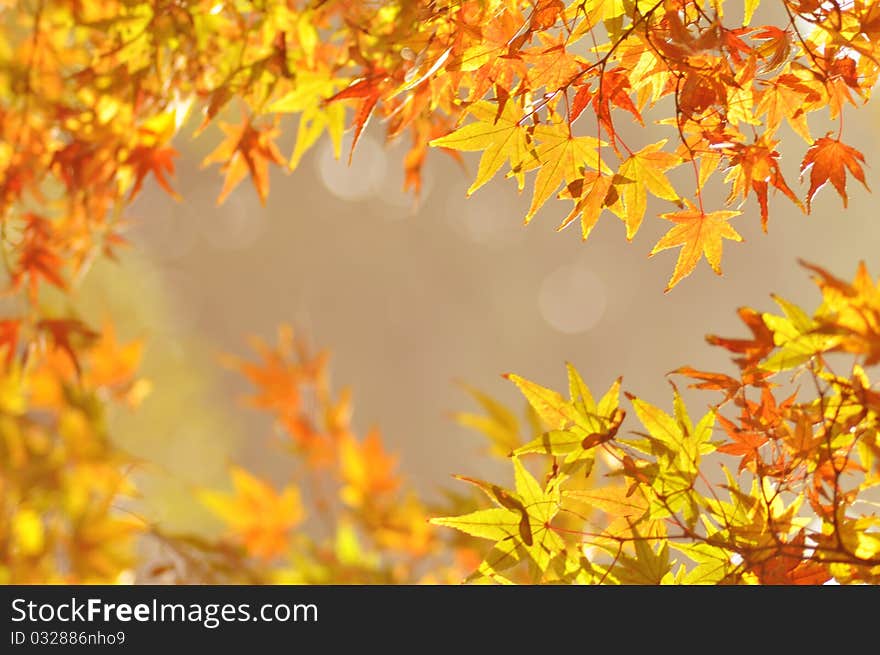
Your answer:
[10,214,67,302]
[591,68,644,140]
[716,412,769,471]
[508,367,624,474]
[85,320,145,394]
[725,137,800,231]
[611,526,673,584]
[505,370,588,432]
[202,116,285,205]
[671,366,744,400]
[339,430,401,507]
[226,325,332,461]
[430,101,534,195]
[324,74,383,165]
[800,135,869,211]
[613,140,682,240]
[402,119,464,196]
[450,5,526,101]
[753,27,791,74]
[801,259,880,364]
[431,457,566,582]
[755,74,816,143]
[523,37,582,93]
[625,388,716,515]
[235,343,306,416]
[269,68,347,171]
[819,52,863,118]
[200,467,304,560]
[125,145,179,201]
[524,123,607,221]
[650,205,743,291]
[556,172,615,240]
[760,294,839,372]
[454,383,524,458]
[706,306,776,369]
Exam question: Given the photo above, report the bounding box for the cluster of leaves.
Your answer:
[429,0,877,289]
[436,262,880,584]
[0,320,486,583]
[1,0,876,340]
[195,325,480,584]
[0,322,149,583]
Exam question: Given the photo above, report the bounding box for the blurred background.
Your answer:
[76,100,880,532]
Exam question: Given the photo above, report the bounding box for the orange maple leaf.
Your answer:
[126,145,179,201]
[11,214,67,302]
[671,366,743,399]
[726,137,800,231]
[591,68,644,139]
[800,135,869,211]
[706,306,776,369]
[650,205,743,291]
[339,430,400,507]
[716,413,769,471]
[85,321,147,404]
[233,327,327,418]
[202,116,285,205]
[325,74,383,164]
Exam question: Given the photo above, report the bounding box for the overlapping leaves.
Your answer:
[440,262,880,584]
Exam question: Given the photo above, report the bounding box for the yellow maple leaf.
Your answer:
[613,140,681,240]
[430,101,534,195]
[200,467,304,560]
[525,123,607,222]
